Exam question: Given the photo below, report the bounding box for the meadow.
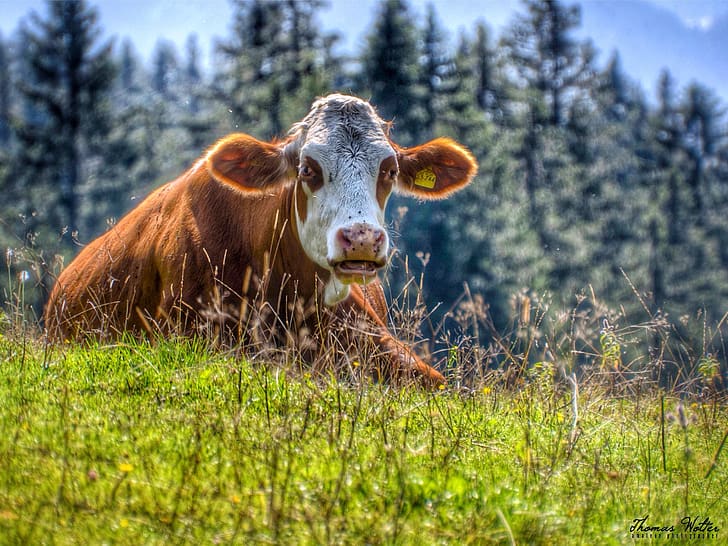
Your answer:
[2,0,728,542]
[0,323,726,544]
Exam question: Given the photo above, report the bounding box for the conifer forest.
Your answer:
[1,0,727,385]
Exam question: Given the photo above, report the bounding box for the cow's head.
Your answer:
[207,94,478,304]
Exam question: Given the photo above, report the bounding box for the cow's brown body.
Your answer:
[44,95,477,386]
[47,161,315,334]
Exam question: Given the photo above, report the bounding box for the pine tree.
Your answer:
[78,39,153,239]
[585,52,652,309]
[145,40,208,184]
[214,0,335,138]
[419,4,450,138]
[184,34,202,115]
[14,0,115,242]
[676,82,728,320]
[0,33,11,242]
[283,0,327,93]
[119,39,138,94]
[214,0,285,135]
[686,86,728,274]
[430,37,511,323]
[179,34,216,165]
[112,40,160,186]
[682,83,724,222]
[471,22,509,125]
[151,39,179,99]
[646,71,709,317]
[597,52,634,122]
[653,71,684,249]
[500,0,597,296]
[359,0,422,144]
[0,33,10,146]
[502,0,592,126]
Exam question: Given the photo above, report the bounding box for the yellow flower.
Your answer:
[0,510,19,521]
[120,518,129,528]
[640,486,650,500]
[438,384,446,390]
[482,386,492,395]
[352,360,360,368]
[118,463,133,473]
[230,494,241,504]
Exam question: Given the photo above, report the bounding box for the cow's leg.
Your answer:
[340,282,445,387]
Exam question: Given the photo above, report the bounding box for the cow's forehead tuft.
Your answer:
[310,93,380,119]
[300,94,389,141]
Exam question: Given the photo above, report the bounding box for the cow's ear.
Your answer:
[395,137,477,199]
[207,134,297,191]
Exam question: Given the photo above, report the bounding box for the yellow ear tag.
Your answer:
[414,166,437,189]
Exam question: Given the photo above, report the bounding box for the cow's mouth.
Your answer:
[333,260,380,281]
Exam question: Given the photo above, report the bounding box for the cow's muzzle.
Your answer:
[330,223,387,282]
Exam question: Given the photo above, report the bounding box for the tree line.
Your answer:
[1,0,727,374]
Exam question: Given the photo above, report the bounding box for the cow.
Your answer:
[43,94,477,386]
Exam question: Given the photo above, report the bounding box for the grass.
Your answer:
[1,332,726,544]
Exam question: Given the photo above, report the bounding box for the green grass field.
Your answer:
[1,333,726,545]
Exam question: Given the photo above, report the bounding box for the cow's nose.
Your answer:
[336,223,387,259]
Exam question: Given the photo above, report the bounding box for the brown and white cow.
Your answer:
[44,94,477,386]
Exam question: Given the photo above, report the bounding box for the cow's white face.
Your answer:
[207,93,478,306]
[286,95,397,303]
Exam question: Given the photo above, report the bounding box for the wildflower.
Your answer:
[482,386,491,396]
[230,494,241,504]
[677,401,689,429]
[352,360,360,368]
[666,401,696,429]
[119,518,129,528]
[118,463,133,473]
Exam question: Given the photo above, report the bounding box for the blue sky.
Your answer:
[0,0,519,60]
[2,0,727,101]
[2,1,724,49]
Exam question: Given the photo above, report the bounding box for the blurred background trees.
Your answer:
[1,0,727,375]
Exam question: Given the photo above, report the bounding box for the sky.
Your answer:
[0,0,517,59]
[1,0,727,101]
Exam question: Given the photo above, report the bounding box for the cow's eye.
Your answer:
[298,158,324,191]
[382,168,398,182]
[379,157,399,183]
